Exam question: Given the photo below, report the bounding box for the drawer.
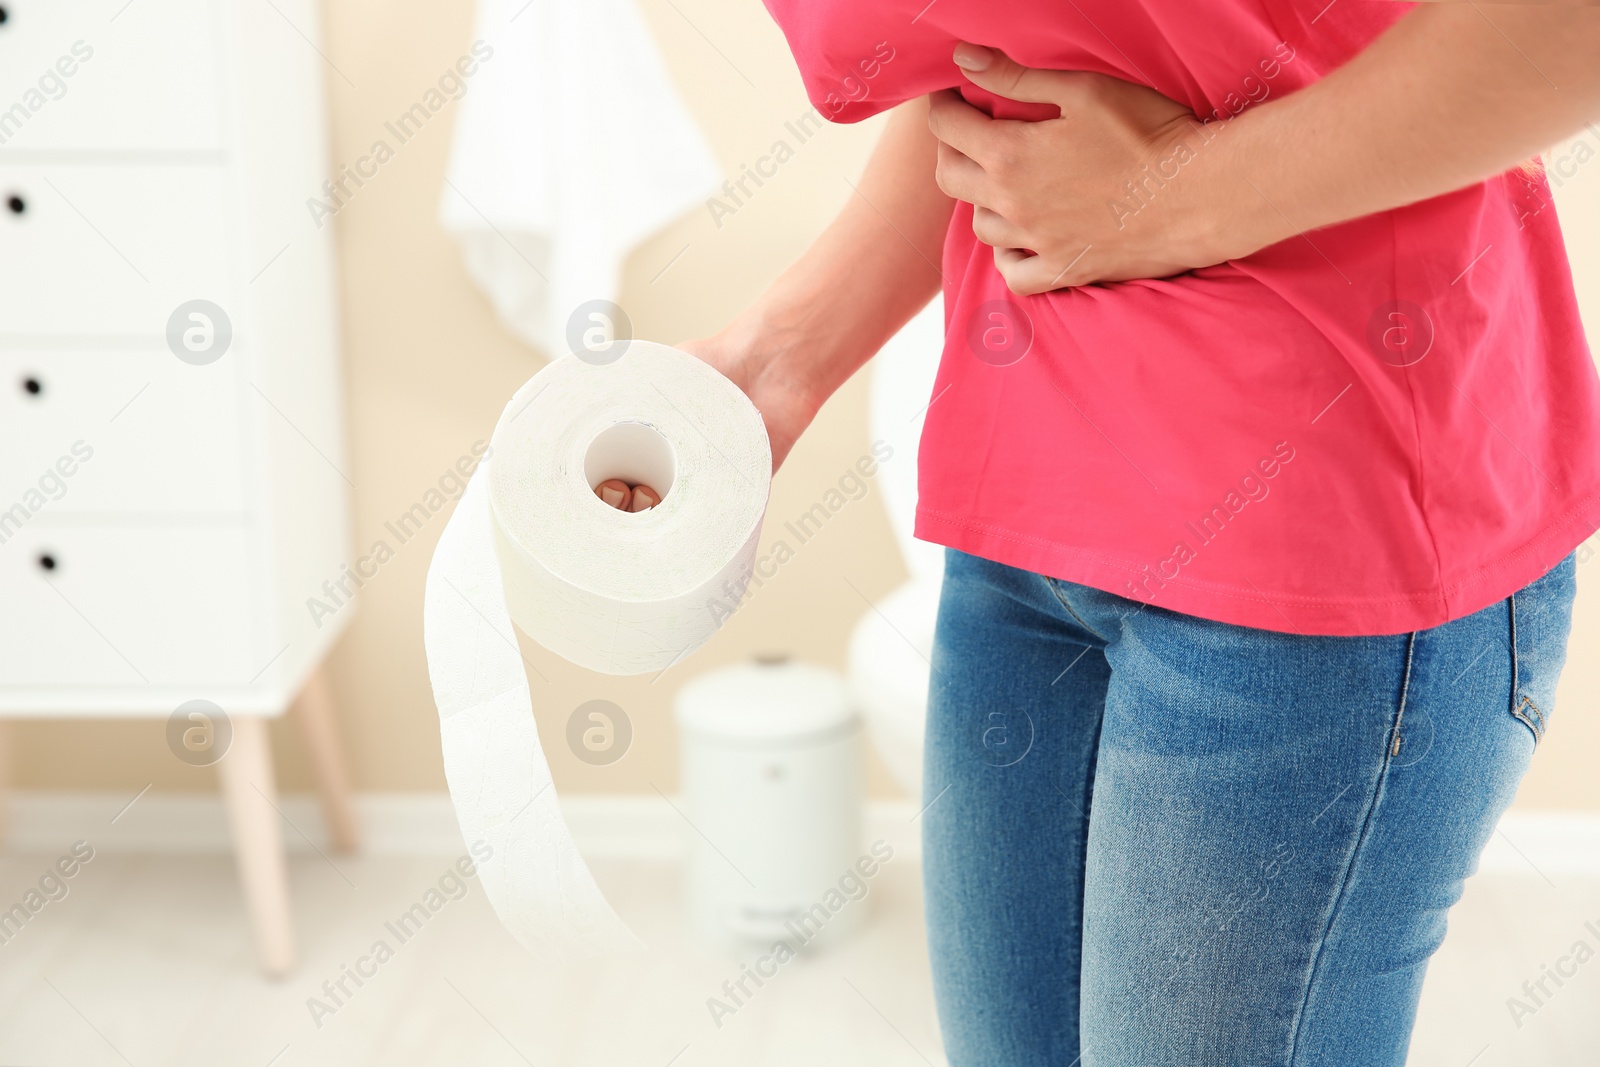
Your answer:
[0,0,224,153]
[0,350,249,514]
[0,164,234,337]
[0,525,259,688]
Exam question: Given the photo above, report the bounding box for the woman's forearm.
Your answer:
[716,96,953,413]
[1206,3,1600,259]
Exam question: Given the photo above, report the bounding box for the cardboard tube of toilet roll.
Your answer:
[423,341,771,958]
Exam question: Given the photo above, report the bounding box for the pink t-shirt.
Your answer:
[763,0,1600,635]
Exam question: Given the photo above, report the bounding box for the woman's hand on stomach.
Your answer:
[936,6,1600,297]
[931,45,1252,295]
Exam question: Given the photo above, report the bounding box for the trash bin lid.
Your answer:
[674,656,855,743]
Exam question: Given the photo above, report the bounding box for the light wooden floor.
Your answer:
[0,849,1595,1066]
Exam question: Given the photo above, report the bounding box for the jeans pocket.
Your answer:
[1508,553,1579,747]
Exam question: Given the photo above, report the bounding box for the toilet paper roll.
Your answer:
[423,340,771,958]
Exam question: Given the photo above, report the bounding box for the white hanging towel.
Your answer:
[441,0,722,357]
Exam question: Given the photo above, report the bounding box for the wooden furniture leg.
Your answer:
[0,720,11,846]
[292,666,360,854]
[217,715,295,976]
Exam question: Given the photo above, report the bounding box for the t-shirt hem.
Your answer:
[914,490,1600,637]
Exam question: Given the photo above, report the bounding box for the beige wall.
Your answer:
[11,0,1600,809]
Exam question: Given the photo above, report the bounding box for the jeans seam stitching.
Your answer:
[1508,593,1545,745]
[1512,696,1545,744]
[1043,576,1109,643]
[1284,630,1416,1065]
[1509,592,1521,712]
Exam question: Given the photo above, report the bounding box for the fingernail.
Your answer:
[630,486,660,512]
[952,43,992,71]
[597,479,631,509]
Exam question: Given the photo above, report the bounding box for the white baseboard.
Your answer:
[3,791,1594,876]
[0,791,923,860]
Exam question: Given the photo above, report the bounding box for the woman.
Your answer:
[686,3,1600,1063]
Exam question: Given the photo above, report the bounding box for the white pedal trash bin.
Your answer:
[675,655,863,954]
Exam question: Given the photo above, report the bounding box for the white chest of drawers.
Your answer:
[0,0,349,712]
[0,0,356,974]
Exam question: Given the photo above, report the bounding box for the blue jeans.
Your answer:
[923,548,1576,1067]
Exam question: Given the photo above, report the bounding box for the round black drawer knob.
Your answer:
[38,553,58,572]
[22,376,42,396]
[6,195,23,215]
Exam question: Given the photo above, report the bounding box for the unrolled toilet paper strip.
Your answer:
[423,340,771,959]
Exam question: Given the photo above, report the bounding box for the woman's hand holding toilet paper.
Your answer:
[425,341,766,957]
[677,331,819,471]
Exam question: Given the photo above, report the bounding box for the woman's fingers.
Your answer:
[595,478,661,512]
[971,206,1029,249]
[993,246,1049,296]
[994,245,1093,296]
[934,141,997,207]
[927,88,1019,168]
[596,479,633,510]
[951,43,1095,111]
